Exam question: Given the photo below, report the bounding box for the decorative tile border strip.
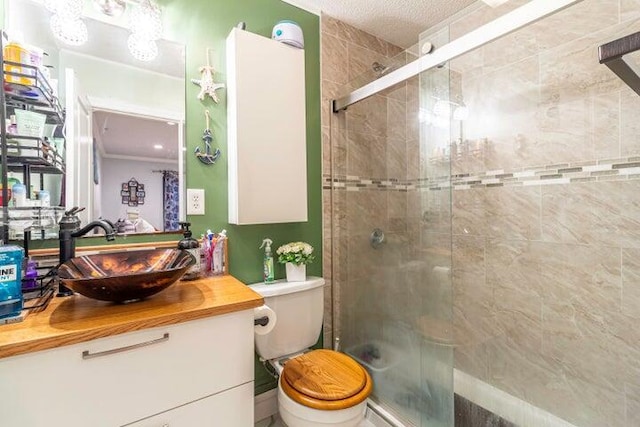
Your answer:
[323,156,640,191]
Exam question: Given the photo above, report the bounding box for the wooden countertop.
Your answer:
[0,275,263,360]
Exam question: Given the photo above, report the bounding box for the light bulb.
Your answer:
[51,0,83,19]
[129,0,163,41]
[44,0,60,13]
[50,14,88,46]
[127,33,158,62]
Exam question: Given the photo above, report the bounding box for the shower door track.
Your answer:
[332,0,583,112]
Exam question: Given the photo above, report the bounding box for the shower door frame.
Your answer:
[332,0,583,113]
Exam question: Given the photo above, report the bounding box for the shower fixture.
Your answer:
[599,31,640,96]
[372,61,389,75]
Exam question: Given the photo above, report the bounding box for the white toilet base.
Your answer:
[277,378,367,427]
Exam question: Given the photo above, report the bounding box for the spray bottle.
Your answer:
[260,238,274,284]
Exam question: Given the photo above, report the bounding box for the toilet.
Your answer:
[250,277,372,427]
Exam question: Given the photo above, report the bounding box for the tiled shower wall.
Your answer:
[320,14,408,348]
[431,1,640,426]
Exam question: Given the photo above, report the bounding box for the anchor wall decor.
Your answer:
[195,109,221,165]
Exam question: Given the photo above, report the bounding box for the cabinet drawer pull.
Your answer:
[82,333,170,359]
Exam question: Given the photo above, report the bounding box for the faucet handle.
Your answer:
[65,207,86,216]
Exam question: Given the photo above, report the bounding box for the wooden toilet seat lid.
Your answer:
[282,349,371,408]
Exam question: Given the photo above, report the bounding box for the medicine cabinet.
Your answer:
[226,28,307,225]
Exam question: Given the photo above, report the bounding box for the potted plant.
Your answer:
[276,241,315,282]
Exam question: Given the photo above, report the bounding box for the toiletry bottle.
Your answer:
[0,245,24,320]
[213,229,227,274]
[199,234,207,273]
[11,183,25,208]
[178,222,201,280]
[260,238,274,284]
[22,258,37,290]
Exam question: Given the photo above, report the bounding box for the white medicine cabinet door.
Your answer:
[226,28,308,225]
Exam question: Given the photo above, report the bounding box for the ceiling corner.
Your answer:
[280,0,321,16]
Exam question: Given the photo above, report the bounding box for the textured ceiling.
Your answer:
[284,0,476,48]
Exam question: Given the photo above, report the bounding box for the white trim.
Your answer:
[59,49,184,81]
[280,0,321,15]
[254,389,278,422]
[100,153,178,164]
[333,0,583,111]
[88,97,184,123]
[454,369,578,427]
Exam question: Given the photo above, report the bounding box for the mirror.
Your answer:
[5,0,185,237]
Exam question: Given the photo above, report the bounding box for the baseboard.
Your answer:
[454,369,578,427]
[254,389,279,423]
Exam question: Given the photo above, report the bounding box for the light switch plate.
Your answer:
[187,188,205,215]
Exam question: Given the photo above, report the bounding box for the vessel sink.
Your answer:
[57,248,196,303]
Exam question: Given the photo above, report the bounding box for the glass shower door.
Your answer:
[330,46,454,427]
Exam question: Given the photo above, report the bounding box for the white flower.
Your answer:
[276,241,314,259]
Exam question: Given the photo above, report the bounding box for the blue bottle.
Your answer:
[0,246,24,319]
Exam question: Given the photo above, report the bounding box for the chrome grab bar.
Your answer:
[82,333,170,360]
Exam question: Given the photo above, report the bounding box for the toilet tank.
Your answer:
[250,277,325,360]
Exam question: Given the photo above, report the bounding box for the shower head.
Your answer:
[372,61,389,75]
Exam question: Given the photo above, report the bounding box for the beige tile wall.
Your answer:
[441,0,640,425]
[324,1,640,425]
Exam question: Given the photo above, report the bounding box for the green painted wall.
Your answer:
[160,0,322,395]
[159,0,321,281]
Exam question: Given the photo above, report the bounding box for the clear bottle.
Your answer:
[11,183,26,208]
[260,238,275,284]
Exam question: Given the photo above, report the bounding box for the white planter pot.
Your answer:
[285,263,306,282]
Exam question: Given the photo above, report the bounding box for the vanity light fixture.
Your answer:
[129,0,163,41]
[93,0,126,17]
[127,33,158,61]
[48,0,88,46]
[127,0,162,61]
[153,144,163,149]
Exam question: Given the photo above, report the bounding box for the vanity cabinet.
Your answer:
[0,310,255,427]
[226,27,307,225]
[0,30,67,242]
[126,383,254,426]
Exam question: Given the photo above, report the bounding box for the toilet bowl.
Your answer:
[249,278,373,426]
[273,349,372,427]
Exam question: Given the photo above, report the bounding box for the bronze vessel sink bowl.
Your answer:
[57,248,196,303]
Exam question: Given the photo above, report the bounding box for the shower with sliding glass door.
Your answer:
[325,0,640,426]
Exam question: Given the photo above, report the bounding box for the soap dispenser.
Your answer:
[178,222,201,280]
[260,238,274,284]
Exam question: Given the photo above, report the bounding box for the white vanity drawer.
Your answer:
[124,382,254,427]
[0,310,254,427]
